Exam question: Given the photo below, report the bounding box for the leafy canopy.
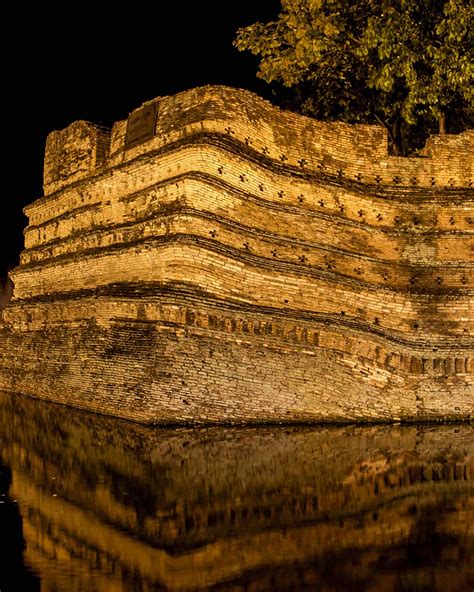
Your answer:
[234,0,473,154]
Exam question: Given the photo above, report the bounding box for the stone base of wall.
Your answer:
[1,291,471,423]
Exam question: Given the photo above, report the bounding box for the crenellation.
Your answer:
[1,86,473,422]
[43,120,111,195]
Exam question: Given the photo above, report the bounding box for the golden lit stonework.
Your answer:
[0,86,473,422]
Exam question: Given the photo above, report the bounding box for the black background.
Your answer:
[1,2,279,279]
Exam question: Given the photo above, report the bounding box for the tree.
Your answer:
[234,0,473,154]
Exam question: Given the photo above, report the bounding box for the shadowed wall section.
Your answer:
[0,276,13,310]
[0,86,472,422]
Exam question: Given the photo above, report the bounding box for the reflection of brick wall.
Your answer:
[1,391,472,590]
[0,86,472,421]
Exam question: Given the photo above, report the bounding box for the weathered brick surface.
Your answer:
[1,86,472,422]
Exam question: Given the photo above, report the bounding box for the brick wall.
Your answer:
[1,86,472,422]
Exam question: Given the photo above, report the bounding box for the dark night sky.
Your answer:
[1,2,280,279]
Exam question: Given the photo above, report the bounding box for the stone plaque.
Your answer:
[125,102,157,149]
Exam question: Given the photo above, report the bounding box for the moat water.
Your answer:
[0,391,472,592]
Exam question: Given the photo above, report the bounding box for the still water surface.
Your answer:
[0,391,472,591]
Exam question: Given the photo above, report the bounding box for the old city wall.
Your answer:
[1,86,472,422]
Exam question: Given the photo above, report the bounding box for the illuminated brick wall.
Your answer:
[1,86,472,421]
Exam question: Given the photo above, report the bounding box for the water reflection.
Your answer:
[0,460,40,591]
[0,391,472,591]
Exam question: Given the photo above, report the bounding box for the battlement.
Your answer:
[43,120,110,194]
[41,86,473,197]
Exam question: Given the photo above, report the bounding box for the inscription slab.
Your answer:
[125,103,157,149]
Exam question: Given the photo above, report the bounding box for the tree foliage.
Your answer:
[234,0,473,154]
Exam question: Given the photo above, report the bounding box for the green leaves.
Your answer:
[234,0,473,154]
